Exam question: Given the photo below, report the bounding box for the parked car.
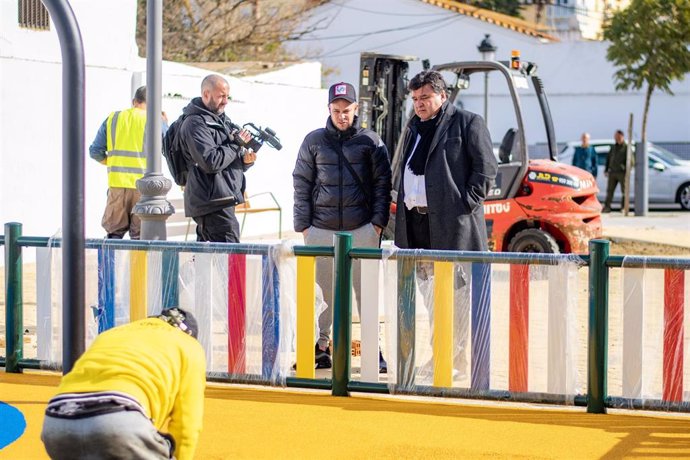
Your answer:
[559,140,690,210]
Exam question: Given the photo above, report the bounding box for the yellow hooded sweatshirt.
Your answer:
[56,317,206,460]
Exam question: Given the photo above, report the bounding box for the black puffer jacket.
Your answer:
[179,98,251,217]
[293,117,392,232]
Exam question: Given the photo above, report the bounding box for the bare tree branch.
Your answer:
[137,0,331,62]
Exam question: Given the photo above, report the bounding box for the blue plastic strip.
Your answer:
[471,262,491,391]
[161,250,179,309]
[261,255,280,378]
[97,247,115,332]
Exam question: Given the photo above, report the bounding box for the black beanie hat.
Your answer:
[158,307,199,339]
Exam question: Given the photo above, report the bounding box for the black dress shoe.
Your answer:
[379,350,388,373]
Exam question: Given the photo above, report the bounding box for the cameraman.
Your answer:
[178,74,256,242]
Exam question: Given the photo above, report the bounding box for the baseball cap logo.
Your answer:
[328,82,356,103]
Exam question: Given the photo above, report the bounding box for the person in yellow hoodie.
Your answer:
[41,307,206,460]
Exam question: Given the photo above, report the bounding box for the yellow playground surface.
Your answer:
[3,371,690,459]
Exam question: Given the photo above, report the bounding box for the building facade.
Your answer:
[520,0,631,40]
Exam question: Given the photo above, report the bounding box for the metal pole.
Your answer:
[332,232,353,396]
[484,71,489,124]
[634,141,649,216]
[146,0,162,178]
[42,0,86,374]
[4,223,23,373]
[587,239,609,414]
[134,0,173,240]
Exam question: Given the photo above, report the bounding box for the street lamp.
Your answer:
[477,34,497,124]
[133,0,174,240]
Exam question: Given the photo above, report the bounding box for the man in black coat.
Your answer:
[394,70,497,378]
[293,82,392,371]
[395,70,497,251]
[179,74,256,242]
[602,129,630,213]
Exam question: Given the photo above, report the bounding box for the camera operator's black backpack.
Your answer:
[163,114,189,186]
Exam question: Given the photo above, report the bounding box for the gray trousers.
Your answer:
[304,223,381,350]
[41,411,172,460]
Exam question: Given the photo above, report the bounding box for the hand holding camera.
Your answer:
[235,129,256,164]
[236,129,253,147]
[230,122,283,153]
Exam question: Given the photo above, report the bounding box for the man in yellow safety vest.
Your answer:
[89,86,161,239]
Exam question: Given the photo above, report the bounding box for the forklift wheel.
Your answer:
[507,228,560,254]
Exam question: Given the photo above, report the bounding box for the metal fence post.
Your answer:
[42,0,86,374]
[588,239,609,413]
[332,232,353,396]
[4,222,23,373]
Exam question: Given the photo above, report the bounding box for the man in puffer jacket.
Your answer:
[179,74,256,242]
[293,82,392,372]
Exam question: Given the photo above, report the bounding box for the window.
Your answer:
[18,0,50,31]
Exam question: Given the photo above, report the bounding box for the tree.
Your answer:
[603,0,690,149]
[136,0,329,62]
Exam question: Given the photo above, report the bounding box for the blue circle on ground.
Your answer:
[0,401,27,449]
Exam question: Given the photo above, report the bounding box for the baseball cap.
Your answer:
[328,82,357,104]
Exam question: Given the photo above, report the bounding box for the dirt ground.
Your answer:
[606,238,689,256]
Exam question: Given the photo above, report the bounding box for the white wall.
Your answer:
[0,0,140,67]
[0,0,327,241]
[1,0,141,238]
[290,0,690,144]
[244,61,322,89]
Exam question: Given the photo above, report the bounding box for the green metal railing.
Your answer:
[588,240,608,414]
[3,223,23,373]
[3,222,690,414]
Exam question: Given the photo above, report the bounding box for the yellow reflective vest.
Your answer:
[105,107,147,188]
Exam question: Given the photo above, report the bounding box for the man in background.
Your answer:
[603,129,630,212]
[293,82,392,372]
[89,86,154,239]
[393,70,497,378]
[572,132,598,178]
[178,75,257,242]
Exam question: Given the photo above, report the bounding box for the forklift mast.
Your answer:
[357,53,416,157]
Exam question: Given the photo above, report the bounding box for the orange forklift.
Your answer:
[358,52,602,253]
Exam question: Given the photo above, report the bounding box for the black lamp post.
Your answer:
[477,34,497,124]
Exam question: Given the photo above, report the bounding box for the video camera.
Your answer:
[231,122,283,152]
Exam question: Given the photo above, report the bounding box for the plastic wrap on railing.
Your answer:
[93,242,168,330]
[177,241,297,386]
[609,257,690,410]
[34,233,100,369]
[32,238,299,383]
[35,236,62,367]
[379,247,585,402]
